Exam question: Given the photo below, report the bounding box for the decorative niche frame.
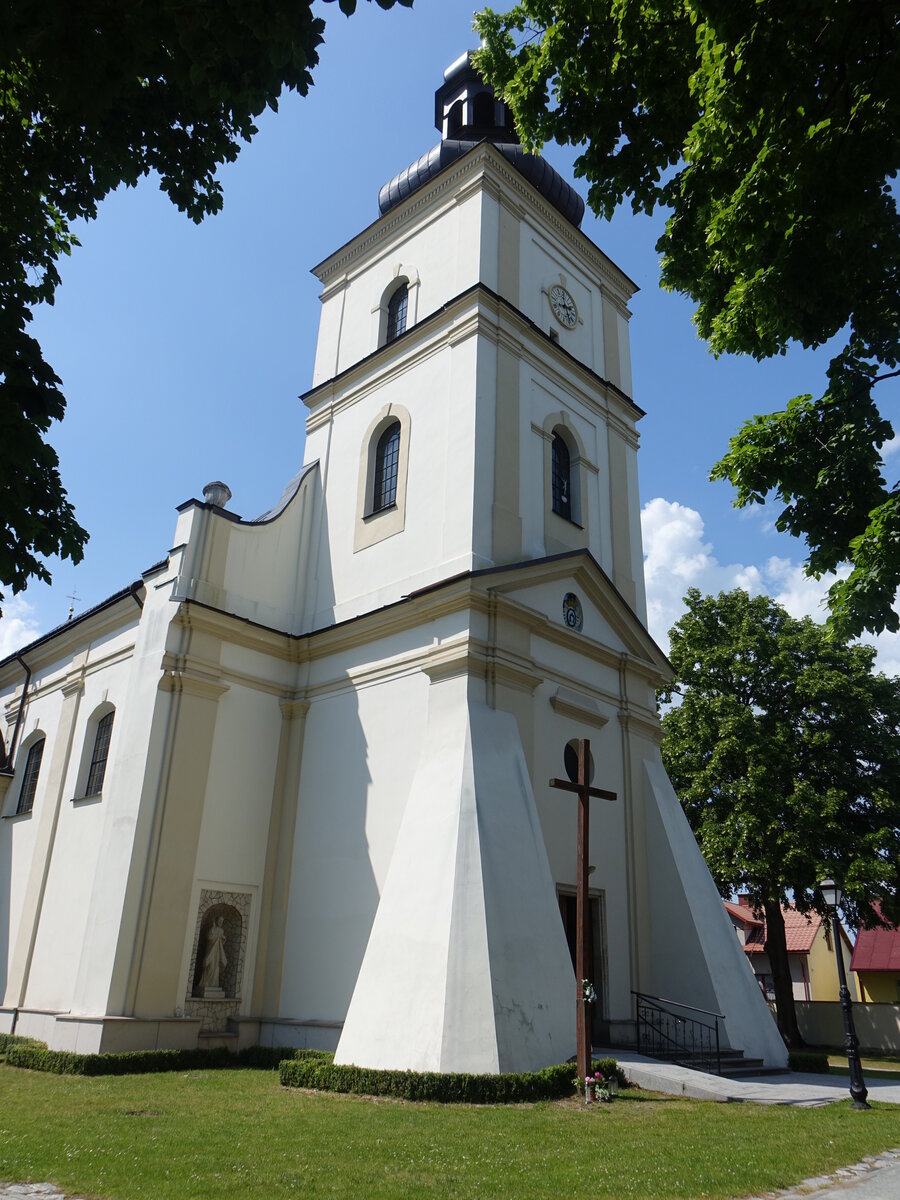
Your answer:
[184,887,252,1032]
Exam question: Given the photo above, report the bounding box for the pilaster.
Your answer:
[125,655,229,1017]
[252,697,310,1015]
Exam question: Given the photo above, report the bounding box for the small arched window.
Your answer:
[373,421,401,512]
[473,91,495,130]
[446,99,464,138]
[551,432,572,520]
[386,284,408,343]
[85,710,114,796]
[17,737,45,815]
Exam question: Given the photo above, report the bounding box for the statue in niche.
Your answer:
[198,915,228,994]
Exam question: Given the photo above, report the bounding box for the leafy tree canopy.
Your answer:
[660,587,900,1042]
[474,2,900,637]
[0,0,410,612]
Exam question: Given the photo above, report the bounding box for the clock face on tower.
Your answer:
[549,284,578,329]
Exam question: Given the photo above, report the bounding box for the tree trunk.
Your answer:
[763,898,804,1048]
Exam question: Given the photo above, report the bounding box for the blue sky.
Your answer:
[2,0,898,672]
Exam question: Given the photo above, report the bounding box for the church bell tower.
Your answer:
[302,50,647,632]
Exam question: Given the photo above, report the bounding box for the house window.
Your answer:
[386,284,408,343]
[551,432,572,520]
[372,422,401,512]
[17,738,45,815]
[85,711,114,796]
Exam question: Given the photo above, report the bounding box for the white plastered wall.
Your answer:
[24,636,137,1012]
[304,333,481,626]
[642,758,788,1067]
[278,665,431,1023]
[313,185,485,385]
[336,684,576,1073]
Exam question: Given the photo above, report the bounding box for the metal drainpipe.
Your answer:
[4,654,32,772]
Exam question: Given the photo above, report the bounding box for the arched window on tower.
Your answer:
[551,432,572,521]
[373,421,401,512]
[386,284,408,343]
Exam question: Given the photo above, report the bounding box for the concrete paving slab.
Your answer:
[605,1048,900,1106]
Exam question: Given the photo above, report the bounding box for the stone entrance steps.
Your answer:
[675,1048,789,1078]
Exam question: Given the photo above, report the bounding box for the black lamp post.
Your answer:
[820,878,869,1110]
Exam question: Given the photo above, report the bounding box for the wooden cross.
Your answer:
[550,737,617,1081]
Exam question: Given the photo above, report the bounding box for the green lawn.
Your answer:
[1,1065,899,1199]
[827,1053,900,1074]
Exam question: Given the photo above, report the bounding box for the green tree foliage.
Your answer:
[659,588,900,1045]
[0,0,410,611]
[474,2,900,637]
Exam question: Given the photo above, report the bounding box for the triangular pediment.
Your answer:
[471,551,672,683]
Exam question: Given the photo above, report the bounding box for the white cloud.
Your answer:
[641,497,900,675]
[0,596,42,660]
[881,435,900,460]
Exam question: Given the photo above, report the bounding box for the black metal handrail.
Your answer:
[631,991,724,1075]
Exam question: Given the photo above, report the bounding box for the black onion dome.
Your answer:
[378,51,585,229]
[378,140,585,229]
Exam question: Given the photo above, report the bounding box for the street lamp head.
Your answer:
[820,877,842,911]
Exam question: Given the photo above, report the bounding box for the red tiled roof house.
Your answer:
[724,896,856,1003]
[851,905,900,1003]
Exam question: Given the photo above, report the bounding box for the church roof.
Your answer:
[378,139,585,228]
[850,904,900,973]
[725,900,823,955]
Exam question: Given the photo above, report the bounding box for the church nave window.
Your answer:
[16,737,45,815]
[386,284,408,343]
[373,421,401,512]
[551,432,572,521]
[85,710,114,796]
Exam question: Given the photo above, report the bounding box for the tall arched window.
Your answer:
[551,432,572,520]
[17,737,45,815]
[386,284,408,343]
[373,421,401,512]
[85,710,114,796]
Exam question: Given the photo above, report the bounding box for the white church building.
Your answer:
[0,54,786,1073]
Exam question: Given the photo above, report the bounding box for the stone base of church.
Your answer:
[8,1010,202,1054]
[242,1017,344,1054]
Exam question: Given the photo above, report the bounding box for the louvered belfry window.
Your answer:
[17,739,45,814]
[85,711,114,796]
[373,422,401,512]
[386,284,408,343]
[551,432,572,520]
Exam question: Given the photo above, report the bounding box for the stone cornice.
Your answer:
[312,144,636,305]
[304,284,642,439]
[549,688,610,731]
[0,585,143,685]
[3,642,137,708]
[174,553,669,707]
[618,709,665,745]
[158,652,230,701]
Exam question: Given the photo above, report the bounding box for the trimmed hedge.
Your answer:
[279,1051,624,1104]
[3,1039,293,1076]
[788,1048,832,1075]
[0,1033,44,1059]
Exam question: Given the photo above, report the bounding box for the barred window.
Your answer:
[17,739,45,815]
[551,433,572,520]
[85,711,114,796]
[373,422,401,512]
[386,285,408,343]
